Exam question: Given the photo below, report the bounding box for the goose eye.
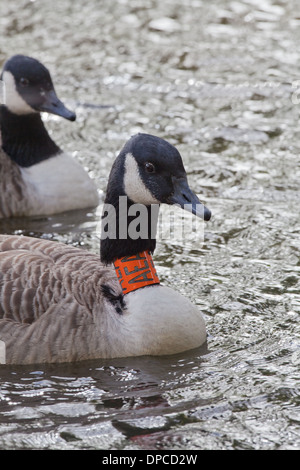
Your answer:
[19,77,29,87]
[145,162,155,173]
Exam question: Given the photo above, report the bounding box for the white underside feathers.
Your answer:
[112,285,207,357]
[21,153,99,215]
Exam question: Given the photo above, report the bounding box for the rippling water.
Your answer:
[0,0,299,450]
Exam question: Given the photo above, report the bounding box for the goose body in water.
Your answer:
[0,133,211,364]
[0,54,98,218]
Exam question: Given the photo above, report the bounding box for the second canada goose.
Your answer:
[0,54,98,218]
[0,133,211,365]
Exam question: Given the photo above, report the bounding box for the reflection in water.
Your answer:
[0,0,300,450]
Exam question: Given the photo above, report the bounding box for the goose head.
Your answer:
[1,54,76,121]
[100,133,211,264]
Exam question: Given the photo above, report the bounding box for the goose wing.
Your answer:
[0,234,121,363]
[0,150,28,218]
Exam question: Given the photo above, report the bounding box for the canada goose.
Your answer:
[0,54,98,218]
[0,133,211,365]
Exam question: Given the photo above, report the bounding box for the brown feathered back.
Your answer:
[0,234,123,364]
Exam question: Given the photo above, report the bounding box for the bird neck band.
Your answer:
[113,251,160,295]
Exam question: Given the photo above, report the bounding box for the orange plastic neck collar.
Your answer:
[114,251,160,295]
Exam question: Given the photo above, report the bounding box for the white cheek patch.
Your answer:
[0,340,6,364]
[2,71,36,115]
[124,153,159,204]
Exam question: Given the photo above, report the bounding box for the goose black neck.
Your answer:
[100,195,158,265]
[0,105,61,167]
[100,155,158,264]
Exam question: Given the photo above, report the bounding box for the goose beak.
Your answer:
[34,89,76,121]
[168,177,211,221]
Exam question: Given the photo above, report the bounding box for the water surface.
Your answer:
[0,0,299,450]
